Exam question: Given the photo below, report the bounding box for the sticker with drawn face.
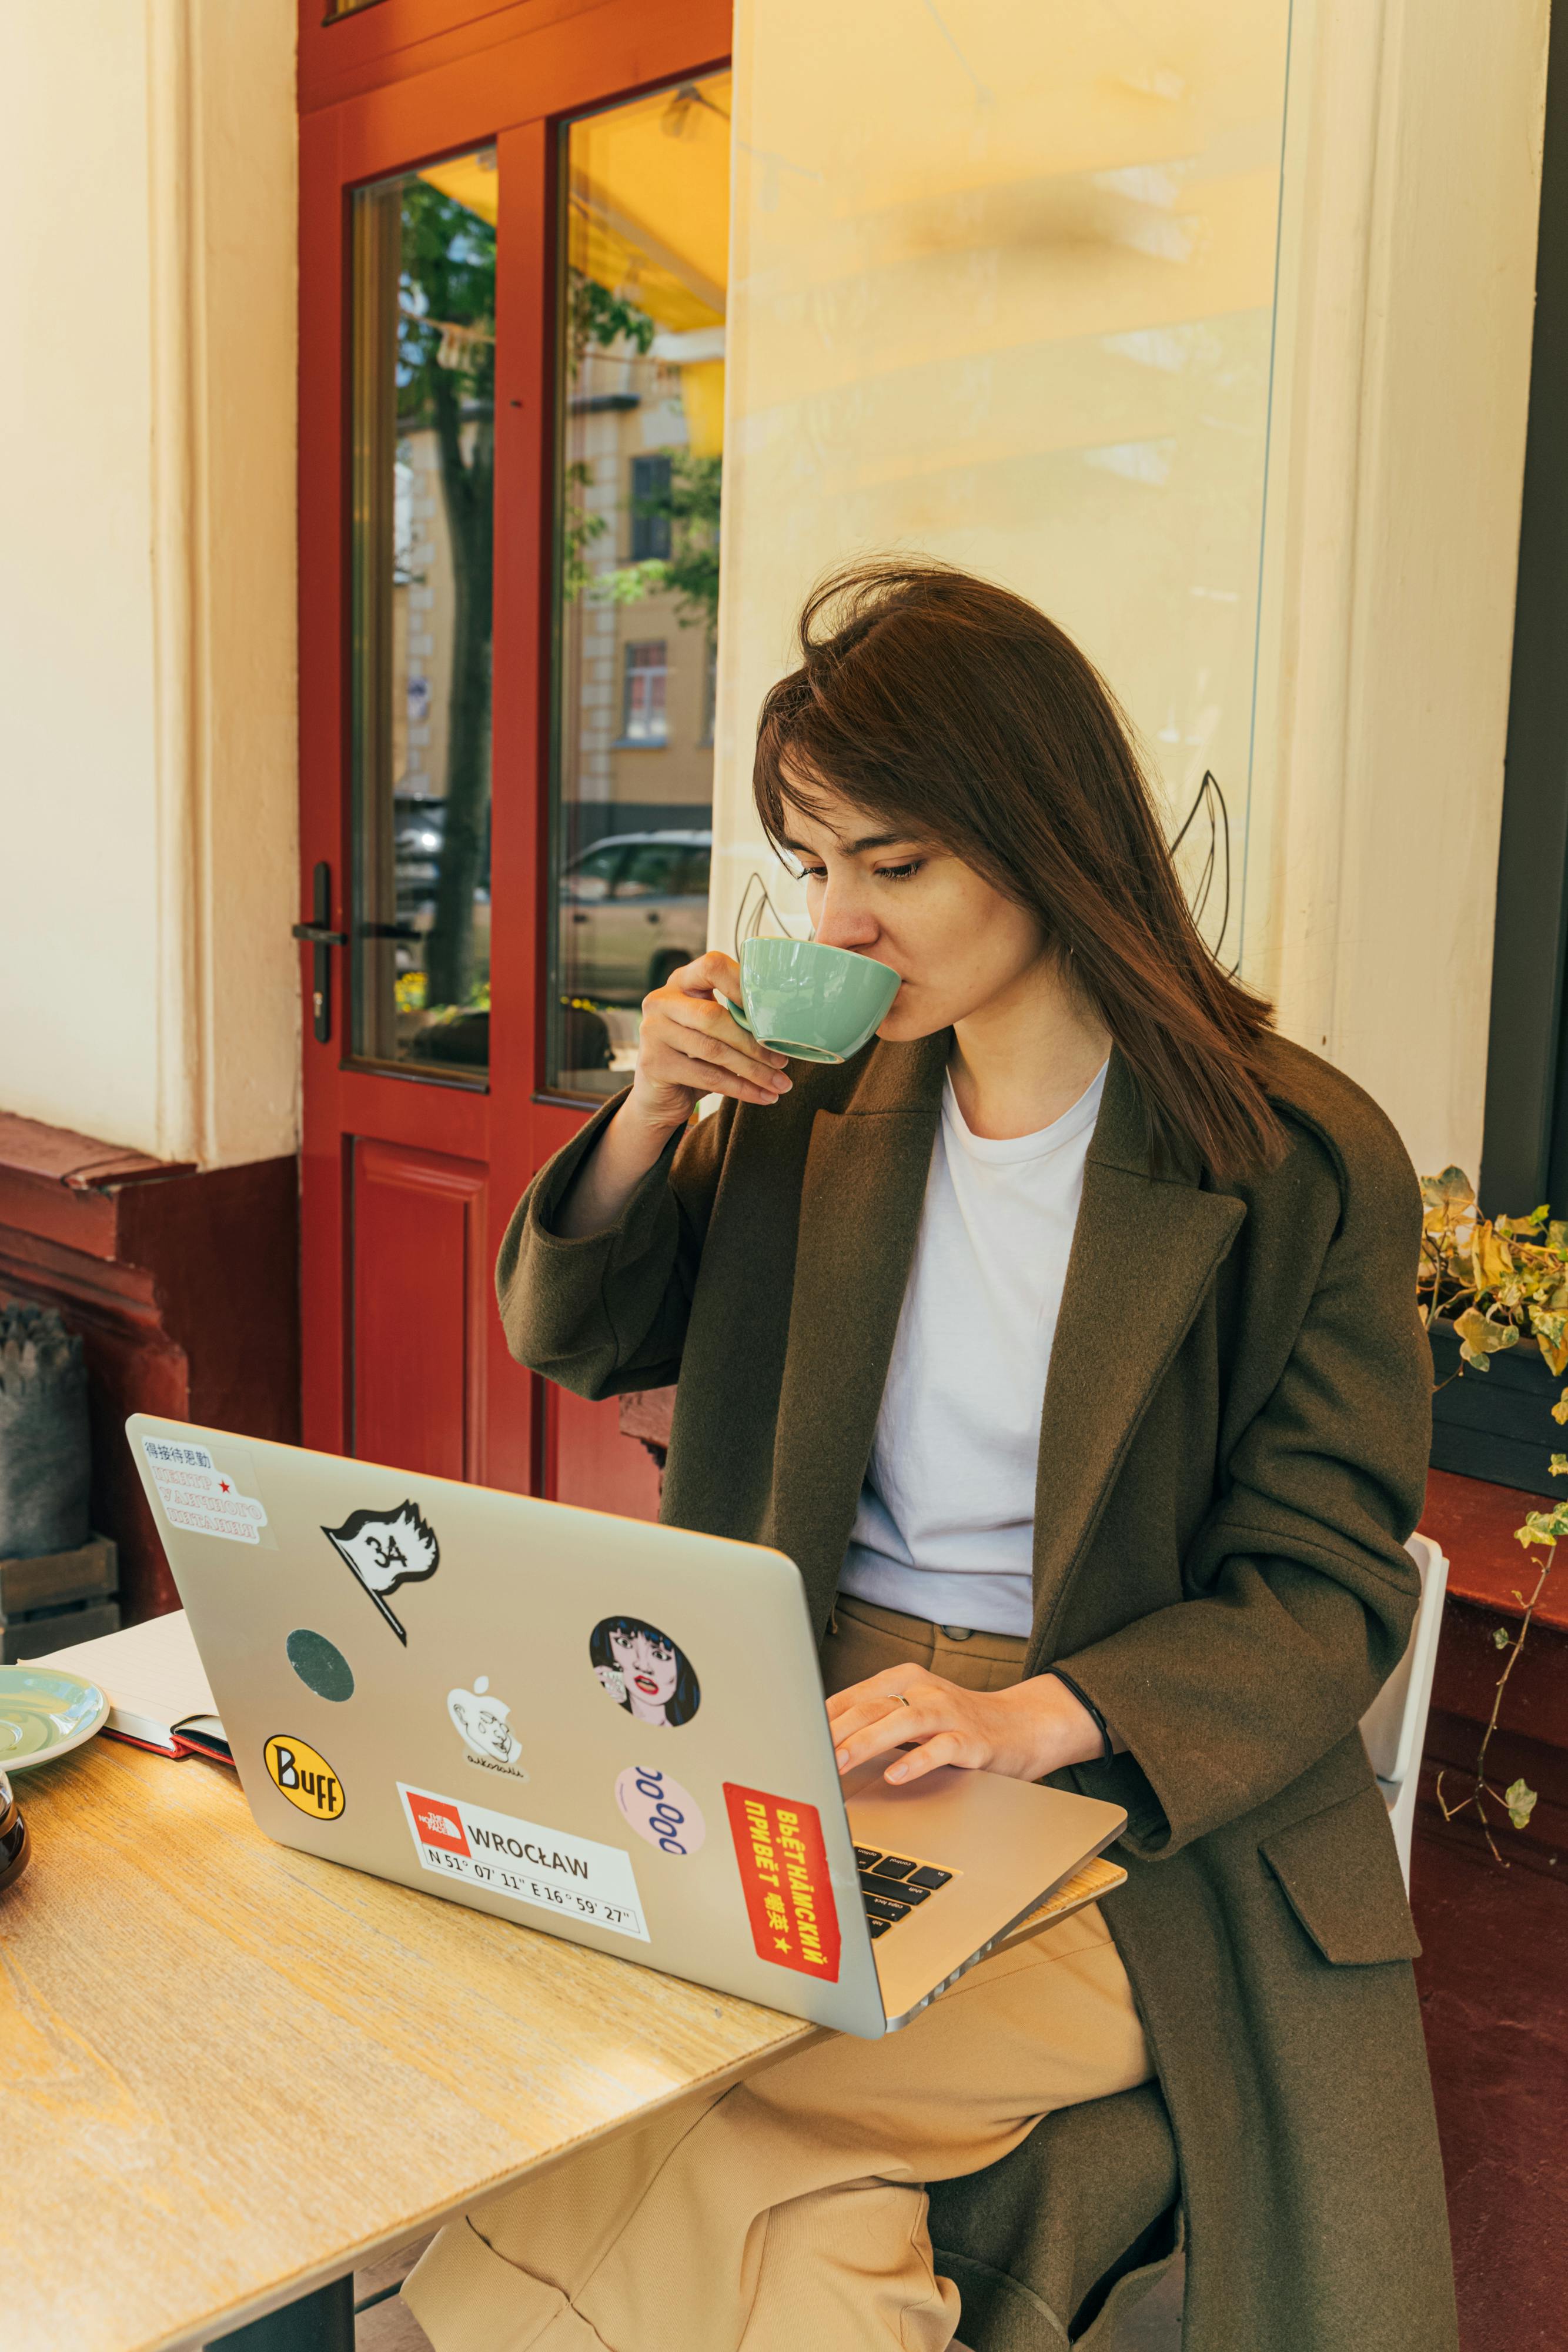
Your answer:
[614,1763,706,1856]
[322,1502,439,1643]
[263,1733,345,1819]
[589,1617,701,1728]
[286,1628,355,1703]
[447,1676,528,1782]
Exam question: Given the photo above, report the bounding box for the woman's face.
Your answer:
[778,780,1051,1042]
[609,1625,678,1708]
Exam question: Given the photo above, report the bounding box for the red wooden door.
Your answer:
[296,0,728,1509]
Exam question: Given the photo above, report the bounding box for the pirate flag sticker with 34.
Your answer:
[322,1501,439,1643]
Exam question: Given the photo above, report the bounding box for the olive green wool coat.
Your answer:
[496,1032,1457,2352]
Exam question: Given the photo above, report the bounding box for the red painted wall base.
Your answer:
[0,1115,300,1622]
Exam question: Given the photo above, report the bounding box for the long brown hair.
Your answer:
[753,559,1284,1180]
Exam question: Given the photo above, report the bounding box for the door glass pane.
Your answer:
[548,74,731,1098]
[350,151,497,1075]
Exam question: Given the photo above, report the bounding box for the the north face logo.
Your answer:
[407,1791,467,1856]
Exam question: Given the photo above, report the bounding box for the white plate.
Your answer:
[0,1665,110,1771]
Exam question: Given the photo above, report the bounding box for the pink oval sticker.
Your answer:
[614,1763,706,1857]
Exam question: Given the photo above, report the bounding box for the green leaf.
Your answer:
[1493,1625,1512,1649]
[1552,1454,1568,1480]
[1455,1308,1519,1366]
[1505,1779,1538,1830]
[1421,1167,1476,1209]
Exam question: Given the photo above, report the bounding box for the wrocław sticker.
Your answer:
[141,1436,268,1546]
[264,1734,346,1819]
[398,1785,648,1942]
[723,1783,841,1982]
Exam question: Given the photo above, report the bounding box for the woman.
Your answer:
[405,563,1454,2352]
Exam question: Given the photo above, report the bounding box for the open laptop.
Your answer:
[126,1414,1126,2038]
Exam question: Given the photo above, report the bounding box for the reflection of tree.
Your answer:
[399,182,495,1011]
[617,454,721,631]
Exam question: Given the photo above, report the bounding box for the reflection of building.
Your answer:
[564,339,717,856]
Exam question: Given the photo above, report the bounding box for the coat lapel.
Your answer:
[767,1036,946,1633]
[1027,1051,1245,1660]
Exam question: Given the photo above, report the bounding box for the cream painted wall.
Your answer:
[0,0,299,1168]
[714,0,1548,1181]
[1248,0,1547,1180]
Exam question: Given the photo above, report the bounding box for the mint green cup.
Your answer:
[717,937,902,1064]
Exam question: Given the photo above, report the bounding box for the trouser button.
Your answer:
[939,1624,973,1641]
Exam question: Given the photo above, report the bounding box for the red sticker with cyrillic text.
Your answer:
[723,1783,841,1982]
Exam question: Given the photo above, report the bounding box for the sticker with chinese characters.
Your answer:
[448,1676,528,1782]
[141,1436,269,1546]
[614,1763,706,1856]
[322,1502,439,1643]
[723,1783,841,1982]
[589,1615,701,1728]
[398,1784,648,1941]
[264,1733,346,1819]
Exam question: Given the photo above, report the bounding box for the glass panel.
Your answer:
[548,72,731,1099]
[350,151,497,1075]
[711,9,1292,983]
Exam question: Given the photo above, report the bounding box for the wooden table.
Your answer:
[1,1738,820,2352]
[4,1737,1122,2351]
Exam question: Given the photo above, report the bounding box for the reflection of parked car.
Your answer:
[559,830,711,1002]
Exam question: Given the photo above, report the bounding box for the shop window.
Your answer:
[547,69,729,1098]
[347,149,496,1077]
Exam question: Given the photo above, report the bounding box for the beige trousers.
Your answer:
[404,1596,1151,2352]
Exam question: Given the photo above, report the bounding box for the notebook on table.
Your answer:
[35,1609,232,1763]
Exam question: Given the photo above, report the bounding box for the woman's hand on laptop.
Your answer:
[827,1666,1106,1786]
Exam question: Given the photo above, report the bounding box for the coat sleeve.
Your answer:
[1055,1117,1430,1860]
[494,1093,737,1399]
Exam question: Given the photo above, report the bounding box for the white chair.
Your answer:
[1358,1531,1450,1889]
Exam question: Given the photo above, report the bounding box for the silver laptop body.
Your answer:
[128,1415,1125,2038]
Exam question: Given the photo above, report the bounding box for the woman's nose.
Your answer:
[811,883,880,950]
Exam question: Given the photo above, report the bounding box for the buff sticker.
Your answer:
[614,1763,706,1856]
[264,1734,346,1819]
[723,1783,841,1982]
[398,1785,649,1942]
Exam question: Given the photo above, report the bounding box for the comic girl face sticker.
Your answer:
[589,1616,701,1728]
[447,1676,527,1780]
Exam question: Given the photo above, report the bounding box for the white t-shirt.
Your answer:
[838,1062,1107,1637]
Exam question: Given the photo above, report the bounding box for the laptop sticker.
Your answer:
[614,1764,706,1856]
[448,1676,529,1783]
[589,1616,701,1728]
[398,1784,650,1942]
[264,1734,346,1819]
[322,1502,439,1642]
[724,1784,842,1982]
[286,1628,355,1703]
[141,1436,270,1547]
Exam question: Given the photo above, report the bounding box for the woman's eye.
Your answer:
[876,861,923,881]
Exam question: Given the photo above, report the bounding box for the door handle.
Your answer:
[292,862,347,1044]
[571,911,589,925]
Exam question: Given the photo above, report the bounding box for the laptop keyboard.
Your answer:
[854,1845,954,1938]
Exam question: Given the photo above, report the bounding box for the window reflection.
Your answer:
[350,152,497,1074]
[549,74,730,1098]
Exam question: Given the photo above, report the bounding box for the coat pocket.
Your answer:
[1261,1781,1421,1965]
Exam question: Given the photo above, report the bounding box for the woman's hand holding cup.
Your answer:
[626,951,792,1137]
